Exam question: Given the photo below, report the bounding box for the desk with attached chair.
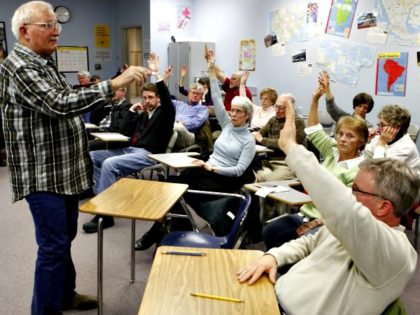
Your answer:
[138,246,280,315]
[79,178,188,315]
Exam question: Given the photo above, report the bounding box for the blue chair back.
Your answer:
[160,189,252,249]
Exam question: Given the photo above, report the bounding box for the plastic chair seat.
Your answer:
[160,231,228,248]
[160,189,251,249]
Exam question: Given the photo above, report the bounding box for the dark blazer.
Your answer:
[90,99,131,132]
[120,81,175,154]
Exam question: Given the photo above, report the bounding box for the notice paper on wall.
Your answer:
[239,39,256,71]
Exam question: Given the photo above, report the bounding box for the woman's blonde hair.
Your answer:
[335,115,369,150]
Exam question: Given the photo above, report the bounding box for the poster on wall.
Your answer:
[55,46,89,73]
[307,2,319,23]
[375,52,408,97]
[177,6,191,30]
[95,24,110,49]
[239,39,256,71]
[325,0,358,38]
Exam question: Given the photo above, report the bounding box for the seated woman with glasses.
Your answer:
[263,82,369,250]
[134,55,256,251]
[364,104,420,174]
[239,71,277,132]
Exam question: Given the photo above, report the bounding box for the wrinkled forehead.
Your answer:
[275,96,288,107]
[189,88,203,94]
[142,90,157,98]
[231,73,241,80]
[29,5,56,23]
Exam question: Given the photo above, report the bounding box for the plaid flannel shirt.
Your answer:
[0,43,112,202]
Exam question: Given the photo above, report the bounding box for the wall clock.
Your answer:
[54,6,71,24]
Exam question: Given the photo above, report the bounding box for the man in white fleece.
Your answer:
[237,100,419,315]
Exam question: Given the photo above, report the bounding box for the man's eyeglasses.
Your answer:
[25,22,62,31]
[351,184,385,199]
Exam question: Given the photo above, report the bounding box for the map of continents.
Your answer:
[376,52,408,96]
[326,0,358,37]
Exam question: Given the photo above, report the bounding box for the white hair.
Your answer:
[231,96,254,124]
[189,82,205,94]
[279,93,296,108]
[11,1,54,40]
[77,70,91,78]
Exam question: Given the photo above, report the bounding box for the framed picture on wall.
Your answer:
[0,21,8,57]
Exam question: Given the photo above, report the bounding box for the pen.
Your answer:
[162,251,206,257]
[190,292,243,303]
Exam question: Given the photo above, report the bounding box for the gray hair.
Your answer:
[359,158,420,217]
[279,93,296,108]
[231,96,254,125]
[77,70,91,78]
[378,104,411,135]
[11,1,53,40]
[189,82,205,94]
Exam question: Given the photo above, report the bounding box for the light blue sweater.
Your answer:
[207,79,256,177]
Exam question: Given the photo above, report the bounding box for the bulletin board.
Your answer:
[55,46,89,72]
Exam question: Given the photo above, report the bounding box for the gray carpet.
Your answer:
[0,165,419,314]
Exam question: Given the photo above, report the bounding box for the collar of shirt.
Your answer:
[14,43,49,67]
[147,108,156,119]
[333,148,364,169]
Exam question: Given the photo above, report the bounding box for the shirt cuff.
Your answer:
[304,123,323,135]
[97,80,113,98]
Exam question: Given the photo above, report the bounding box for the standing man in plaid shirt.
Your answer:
[0,1,149,314]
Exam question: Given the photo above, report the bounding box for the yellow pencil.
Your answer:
[190,292,243,303]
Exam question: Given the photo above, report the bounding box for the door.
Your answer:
[123,27,143,102]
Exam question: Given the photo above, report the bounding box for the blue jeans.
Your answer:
[91,147,155,194]
[25,192,79,315]
[262,213,321,250]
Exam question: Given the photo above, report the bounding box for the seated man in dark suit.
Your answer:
[83,54,176,233]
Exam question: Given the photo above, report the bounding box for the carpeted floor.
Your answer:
[0,165,419,314]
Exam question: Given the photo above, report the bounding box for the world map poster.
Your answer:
[325,0,358,38]
[375,52,408,97]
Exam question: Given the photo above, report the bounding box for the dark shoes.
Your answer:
[61,292,98,311]
[82,215,115,233]
[134,223,164,251]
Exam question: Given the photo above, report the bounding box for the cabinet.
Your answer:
[168,42,215,99]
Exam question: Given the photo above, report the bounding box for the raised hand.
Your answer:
[148,52,160,73]
[278,97,297,154]
[111,66,149,91]
[180,65,188,77]
[204,44,215,64]
[313,83,325,101]
[241,71,250,86]
[163,65,173,82]
[318,70,329,90]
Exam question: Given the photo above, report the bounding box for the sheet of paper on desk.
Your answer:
[84,123,99,129]
[90,132,130,141]
[255,185,290,198]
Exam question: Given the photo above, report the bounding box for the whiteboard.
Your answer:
[55,46,89,72]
